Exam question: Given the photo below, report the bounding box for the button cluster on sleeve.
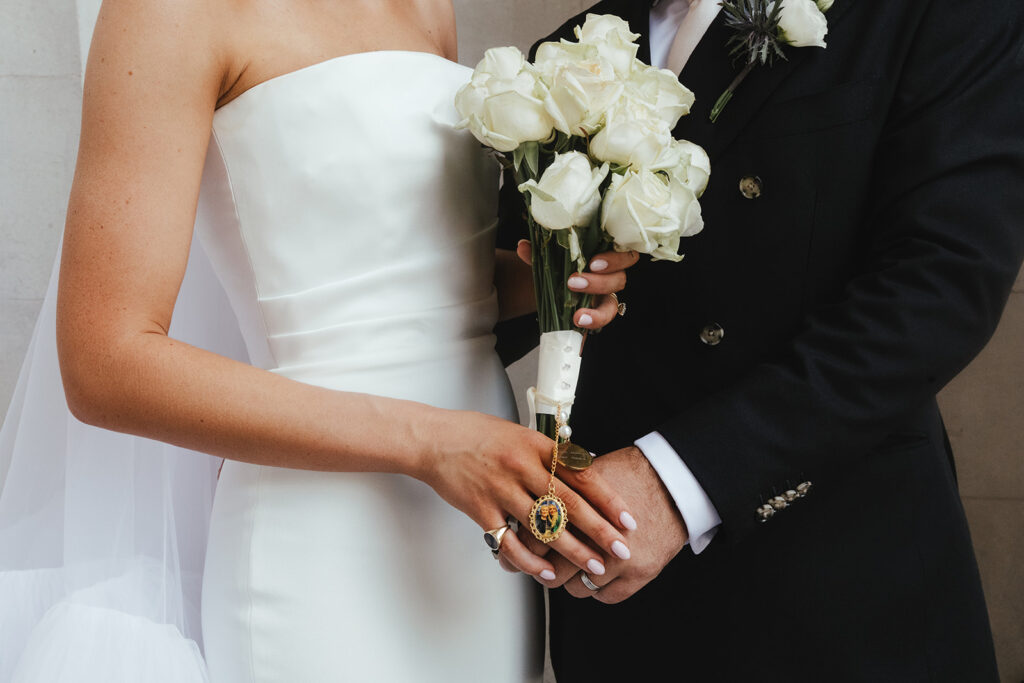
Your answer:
[757,481,812,522]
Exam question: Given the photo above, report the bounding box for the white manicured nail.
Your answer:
[540,569,556,581]
[590,259,608,272]
[578,313,594,326]
[620,511,637,530]
[611,540,631,560]
[567,276,589,290]
[586,559,606,576]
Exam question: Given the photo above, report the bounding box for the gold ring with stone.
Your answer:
[580,572,601,591]
[610,293,626,317]
[484,516,519,558]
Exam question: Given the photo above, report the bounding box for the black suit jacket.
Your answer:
[497,0,1024,680]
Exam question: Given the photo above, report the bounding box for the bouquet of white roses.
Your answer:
[455,14,709,446]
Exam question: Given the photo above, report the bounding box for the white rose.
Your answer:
[573,14,641,77]
[535,41,624,136]
[590,105,674,169]
[624,64,696,129]
[778,0,829,48]
[518,152,610,231]
[455,47,555,152]
[816,0,834,11]
[574,14,640,45]
[601,171,703,262]
[651,139,711,197]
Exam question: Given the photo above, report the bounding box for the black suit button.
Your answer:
[739,175,763,199]
[699,322,724,346]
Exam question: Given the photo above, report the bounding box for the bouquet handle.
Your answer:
[526,330,584,433]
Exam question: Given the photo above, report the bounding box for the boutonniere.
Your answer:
[710,0,832,122]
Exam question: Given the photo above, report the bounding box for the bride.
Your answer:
[0,0,640,680]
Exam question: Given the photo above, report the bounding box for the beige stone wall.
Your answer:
[938,270,1024,681]
[0,0,1019,678]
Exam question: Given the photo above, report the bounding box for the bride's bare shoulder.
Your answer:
[417,0,458,60]
[86,0,240,105]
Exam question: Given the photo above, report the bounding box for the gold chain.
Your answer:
[548,406,564,496]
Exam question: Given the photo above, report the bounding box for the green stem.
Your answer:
[710,61,756,123]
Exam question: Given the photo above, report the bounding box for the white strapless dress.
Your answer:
[196,51,542,682]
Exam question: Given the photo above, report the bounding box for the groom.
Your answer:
[497,0,1024,680]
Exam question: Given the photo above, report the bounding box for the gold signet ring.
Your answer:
[484,517,518,558]
[484,524,510,558]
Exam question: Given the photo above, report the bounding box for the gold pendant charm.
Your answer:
[529,494,567,543]
[557,442,593,471]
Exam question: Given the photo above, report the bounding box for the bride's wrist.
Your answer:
[402,405,461,485]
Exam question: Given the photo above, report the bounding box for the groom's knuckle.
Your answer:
[571,466,597,487]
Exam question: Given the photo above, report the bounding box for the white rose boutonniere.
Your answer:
[778,0,829,48]
[710,0,832,122]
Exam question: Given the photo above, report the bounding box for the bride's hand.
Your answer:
[416,410,635,581]
[515,241,638,331]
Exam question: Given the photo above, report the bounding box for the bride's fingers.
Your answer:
[587,249,639,275]
[566,251,637,297]
[497,553,520,574]
[558,465,636,533]
[521,448,631,563]
[498,525,557,580]
[544,527,614,578]
[573,294,619,329]
[567,270,626,296]
[516,239,532,265]
[543,482,631,569]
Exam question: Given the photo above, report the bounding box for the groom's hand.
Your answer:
[542,446,689,604]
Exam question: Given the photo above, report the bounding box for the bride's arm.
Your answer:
[58,0,634,579]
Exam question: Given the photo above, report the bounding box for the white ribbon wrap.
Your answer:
[526,330,584,430]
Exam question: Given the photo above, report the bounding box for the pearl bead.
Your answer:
[558,425,573,439]
[558,409,570,423]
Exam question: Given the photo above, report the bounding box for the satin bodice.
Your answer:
[195,51,511,413]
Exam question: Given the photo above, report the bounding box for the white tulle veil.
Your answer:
[0,3,247,679]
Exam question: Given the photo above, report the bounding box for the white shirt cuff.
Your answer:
[634,431,722,554]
